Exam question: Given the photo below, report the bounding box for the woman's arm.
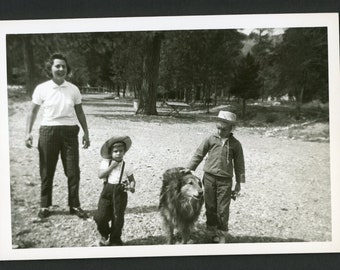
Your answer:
[74,104,90,149]
[25,103,40,148]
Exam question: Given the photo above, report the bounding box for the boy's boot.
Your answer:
[217,230,229,244]
[206,225,219,243]
[206,225,217,234]
[99,235,110,246]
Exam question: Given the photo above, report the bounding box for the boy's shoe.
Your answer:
[212,235,220,243]
[218,234,226,244]
[217,230,230,244]
[207,225,218,242]
[110,238,123,246]
[38,208,50,218]
[70,207,88,219]
[99,236,110,246]
[212,230,229,243]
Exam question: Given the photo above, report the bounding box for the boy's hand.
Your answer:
[109,160,120,168]
[180,168,191,174]
[234,182,241,194]
[129,187,135,193]
[231,183,241,201]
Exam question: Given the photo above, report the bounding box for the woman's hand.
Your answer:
[25,134,33,148]
[82,134,90,149]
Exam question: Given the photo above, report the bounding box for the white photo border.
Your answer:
[0,13,339,261]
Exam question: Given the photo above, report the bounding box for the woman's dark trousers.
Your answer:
[38,125,81,208]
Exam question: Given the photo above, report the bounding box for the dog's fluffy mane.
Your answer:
[159,167,203,232]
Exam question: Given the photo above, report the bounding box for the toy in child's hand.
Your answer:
[118,179,129,192]
[120,179,135,193]
[231,191,237,201]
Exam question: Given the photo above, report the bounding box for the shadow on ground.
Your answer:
[124,230,305,246]
[83,206,307,246]
[89,113,217,124]
[83,97,218,124]
[124,225,306,246]
[125,205,159,214]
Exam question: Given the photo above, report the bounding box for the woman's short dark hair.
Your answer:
[45,53,71,78]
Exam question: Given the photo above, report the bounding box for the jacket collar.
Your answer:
[213,133,233,139]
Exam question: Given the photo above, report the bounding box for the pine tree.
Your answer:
[230,53,262,118]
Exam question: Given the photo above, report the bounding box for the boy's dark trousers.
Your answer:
[38,125,81,208]
[203,172,233,231]
[94,183,128,243]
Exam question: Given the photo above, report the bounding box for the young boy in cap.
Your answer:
[185,111,245,243]
[94,135,136,246]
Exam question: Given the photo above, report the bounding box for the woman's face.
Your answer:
[51,58,67,84]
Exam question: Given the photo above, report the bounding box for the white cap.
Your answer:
[216,111,237,123]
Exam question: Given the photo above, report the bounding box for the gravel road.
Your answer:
[8,96,331,248]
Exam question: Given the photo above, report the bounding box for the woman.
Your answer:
[25,53,90,219]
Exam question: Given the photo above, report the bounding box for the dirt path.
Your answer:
[9,97,331,248]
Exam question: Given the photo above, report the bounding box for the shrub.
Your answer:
[265,113,279,123]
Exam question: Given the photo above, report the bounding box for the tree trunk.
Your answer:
[213,83,217,106]
[242,98,247,119]
[205,83,210,114]
[122,82,126,98]
[137,33,163,115]
[195,84,201,101]
[133,85,137,99]
[296,86,304,120]
[23,35,36,97]
[116,85,120,97]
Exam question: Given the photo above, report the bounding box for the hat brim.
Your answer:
[100,136,132,159]
[215,116,236,124]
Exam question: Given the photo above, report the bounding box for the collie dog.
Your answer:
[159,167,204,244]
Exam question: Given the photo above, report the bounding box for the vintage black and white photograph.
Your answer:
[0,13,339,260]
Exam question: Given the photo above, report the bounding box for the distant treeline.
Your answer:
[6,28,328,115]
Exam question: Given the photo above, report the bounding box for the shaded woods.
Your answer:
[7,28,328,117]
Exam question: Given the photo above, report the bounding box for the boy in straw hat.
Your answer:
[185,111,245,243]
[94,135,136,246]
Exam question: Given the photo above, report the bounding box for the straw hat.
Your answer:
[100,136,132,159]
[216,111,237,123]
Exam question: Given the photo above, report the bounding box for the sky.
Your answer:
[238,28,286,36]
